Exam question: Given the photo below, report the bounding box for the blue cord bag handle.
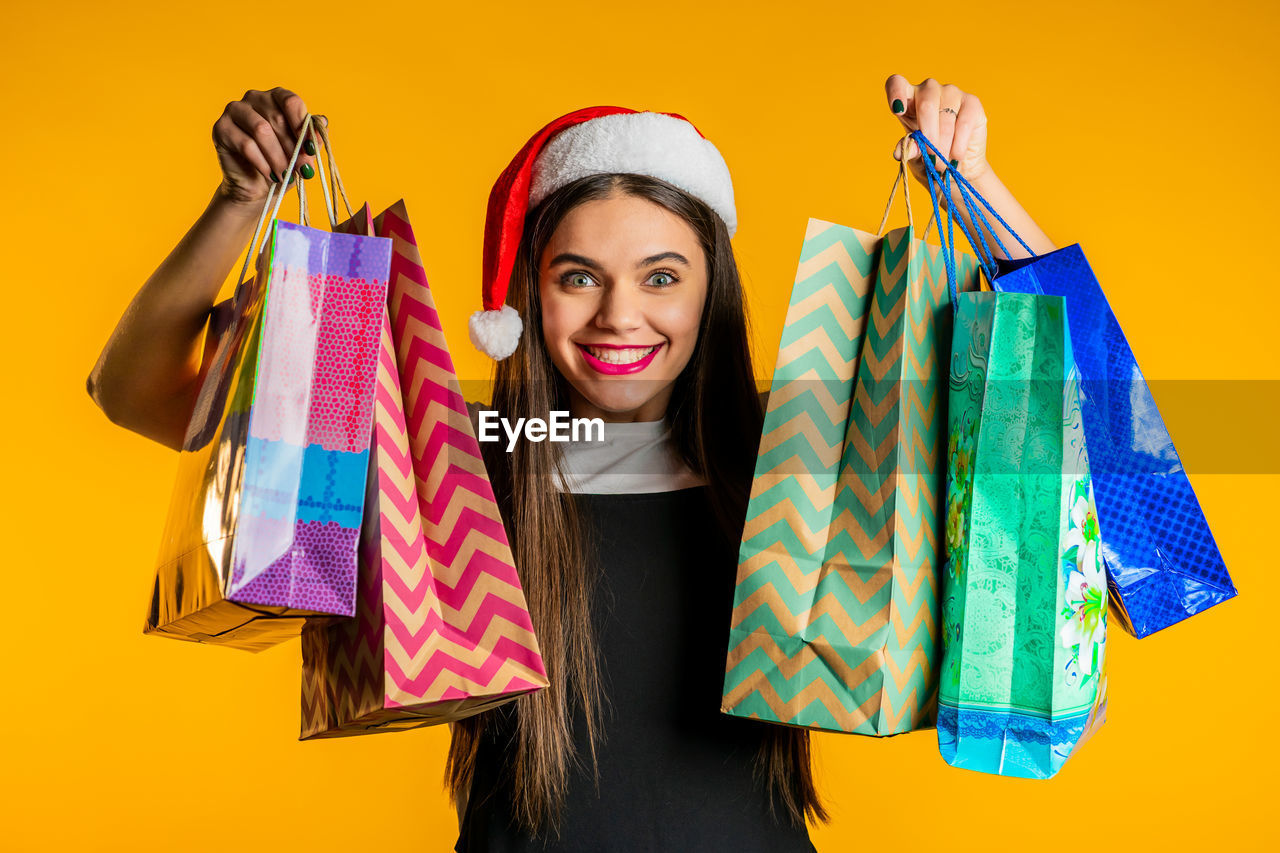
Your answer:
[910,130,1040,307]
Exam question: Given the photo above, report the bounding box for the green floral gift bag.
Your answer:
[937,290,1108,779]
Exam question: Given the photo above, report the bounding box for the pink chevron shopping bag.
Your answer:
[300,200,548,738]
[144,154,391,653]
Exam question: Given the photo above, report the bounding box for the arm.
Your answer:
[945,167,1055,261]
[86,188,259,450]
[883,74,1057,260]
[86,87,319,450]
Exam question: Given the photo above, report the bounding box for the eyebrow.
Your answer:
[547,251,692,270]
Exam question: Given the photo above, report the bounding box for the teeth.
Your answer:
[585,345,658,365]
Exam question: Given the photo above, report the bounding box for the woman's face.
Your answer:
[538,191,708,423]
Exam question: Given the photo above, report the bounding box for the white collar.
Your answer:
[553,419,707,495]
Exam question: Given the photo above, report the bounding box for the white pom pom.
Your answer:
[468,305,523,360]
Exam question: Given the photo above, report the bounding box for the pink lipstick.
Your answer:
[576,342,664,376]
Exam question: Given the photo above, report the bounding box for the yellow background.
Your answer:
[2,1,1277,850]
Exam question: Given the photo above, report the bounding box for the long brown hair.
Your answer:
[445,173,829,839]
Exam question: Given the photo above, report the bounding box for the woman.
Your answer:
[86,79,1055,851]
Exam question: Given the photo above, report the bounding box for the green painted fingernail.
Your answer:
[304,139,317,156]
[930,154,938,168]
[892,98,905,115]
[270,172,279,183]
[950,158,959,168]
[300,163,315,179]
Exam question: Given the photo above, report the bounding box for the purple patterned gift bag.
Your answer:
[145,198,392,653]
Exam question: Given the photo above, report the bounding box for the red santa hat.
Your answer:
[469,105,738,360]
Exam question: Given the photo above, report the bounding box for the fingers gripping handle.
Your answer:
[910,129,1039,311]
[234,113,355,295]
[235,113,314,292]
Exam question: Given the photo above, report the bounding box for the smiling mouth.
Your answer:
[577,344,662,365]
[575,342,665,375]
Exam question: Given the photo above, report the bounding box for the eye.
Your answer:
[559,271,597,288]
[646,269,681,288]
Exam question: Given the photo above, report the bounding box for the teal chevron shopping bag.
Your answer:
[723,162,980,735]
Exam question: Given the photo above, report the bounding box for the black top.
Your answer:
[454,486,817,852]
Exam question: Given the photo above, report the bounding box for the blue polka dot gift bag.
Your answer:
[912,130,1236,640]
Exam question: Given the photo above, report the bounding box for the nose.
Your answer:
[593,282,642,334]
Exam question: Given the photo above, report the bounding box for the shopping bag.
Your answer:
[938,289,1108,778]
[300,199,548,737]
[722,163,980,735]
[145,117,391,652]
[990,249,1235,636]
[910,130,1236,638]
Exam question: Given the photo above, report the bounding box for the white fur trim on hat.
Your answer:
[468,305,523,360]
[529,112,738,237]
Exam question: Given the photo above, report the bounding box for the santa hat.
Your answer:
[469,106,738,360]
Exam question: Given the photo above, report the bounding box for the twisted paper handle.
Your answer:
[876,133,944,242]
[234,113,355,292]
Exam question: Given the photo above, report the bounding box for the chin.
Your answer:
[572,379,668,417]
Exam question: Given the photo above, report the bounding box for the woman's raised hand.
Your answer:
[212,87,319,206]
[884,75,989,188]
[87,86,324,449]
